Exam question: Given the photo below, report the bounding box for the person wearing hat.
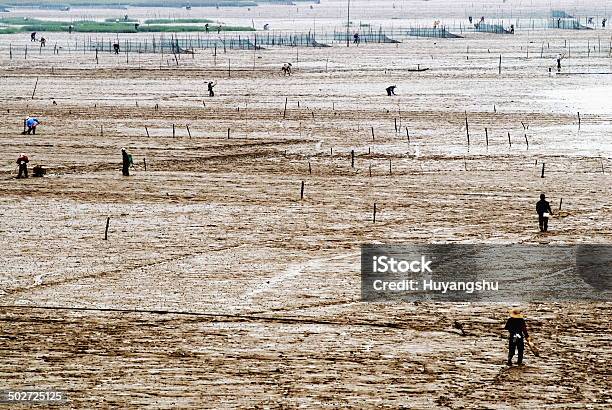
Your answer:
[16,153,29,179]
[536,193,553,232]
[121,148,132,176]
[504,307,530,366]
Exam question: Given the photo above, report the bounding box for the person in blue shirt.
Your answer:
[25,117,40,135]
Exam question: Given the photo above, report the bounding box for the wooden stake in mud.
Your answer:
[405,127,410,143]
[9,43,12,59]
[283,97,288,118]
[389,159,392,175]
[524,134,529,149]
[300,181,305,200]
[371,126,375,141]
[228,58,231,77]
[508,132,512,147]
[498,54,502,74]
[143,157,147,171]
[104,217,110,240]
[541,163,545,178]
[578,112,581,130]
[465,114,470,146]
[308,161,312,175]
[351,150,355,168]
[559,198,563,210]
[394,118,398,132]
[186,125,192,139]
[485,127,489,147]
[100,125,103,137]
[227,128,231,139]
[145,126,150,138]
[373,203,377,223]
[31,77,39,100]
[172,124,175,138]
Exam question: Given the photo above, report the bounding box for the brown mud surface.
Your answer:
[0,11,611,408]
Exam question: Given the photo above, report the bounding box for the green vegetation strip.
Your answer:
[144,18,214,24]
[0,18,254,33]
[1,0,257,7]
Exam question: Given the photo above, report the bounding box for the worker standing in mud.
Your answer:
[505,308,530,366]
[536,193,553,232]
[386,85,397,96]
[207,81,216,97]
[113,42,120,54]
[121,148,132,176]
[16,153,29,179]
[16,154,30,178]
[556,55,562,72]
[24,116,40,135]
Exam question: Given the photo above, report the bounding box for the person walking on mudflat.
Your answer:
[505,308,530,366]
[536,193,553,232]
[121,148,132,176]
[207,81,217,97]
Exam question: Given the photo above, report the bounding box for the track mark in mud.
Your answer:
[4,244,249,298]
[237,251,360,313]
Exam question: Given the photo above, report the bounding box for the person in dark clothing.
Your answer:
[557,57,562,72]
[386,85,397,96]
[505,308,529,366]
[68,25,73,34]
[207,81,216,97]
[121,148,131,176]
[113,42,120,54]
[353,33,360,44]
[536,193,553,232]
[40,37,46,47]
[603,19,607,28]
[16,153,29,178]
[205,23,210,33]
[30,32,37,42]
